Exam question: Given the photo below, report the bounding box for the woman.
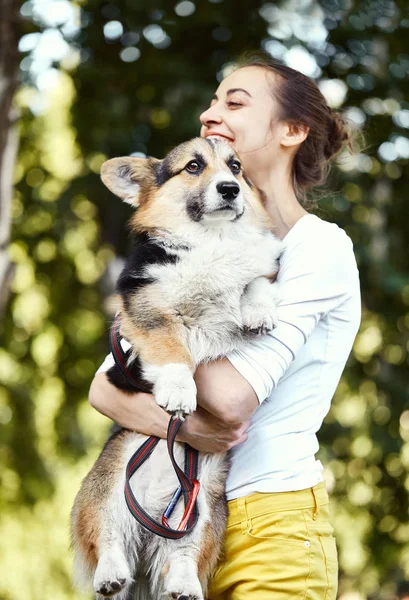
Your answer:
[91,55,361,599]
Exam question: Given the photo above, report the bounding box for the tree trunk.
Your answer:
[0,0,21,315]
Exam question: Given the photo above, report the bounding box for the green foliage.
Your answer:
[1,0,409,598]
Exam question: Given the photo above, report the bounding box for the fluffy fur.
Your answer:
[71,138,283,600]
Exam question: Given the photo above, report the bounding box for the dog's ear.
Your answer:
[100,157,160,207]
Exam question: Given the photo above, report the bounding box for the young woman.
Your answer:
[90,55,361,598]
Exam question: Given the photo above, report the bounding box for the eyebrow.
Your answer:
[212,88,252,101]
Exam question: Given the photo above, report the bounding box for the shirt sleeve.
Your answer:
[227,227,359,404]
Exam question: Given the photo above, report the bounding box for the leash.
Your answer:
[109,316,200,539]
[125,417,200,538]
[109,317,152,393]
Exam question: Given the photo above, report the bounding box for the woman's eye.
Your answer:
[230,161,241,174]
[186,161,200,172]
[227,101,242,108]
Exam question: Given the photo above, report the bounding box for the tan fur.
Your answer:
[243,190,274,230]
[132,195,177,233]
[161,562,170,579]
[119,313,194,370]
[71,431,128,568]
[131,179,205,234]
[197,523,219,586]
[101,157,160,207]
[197,477,228,588]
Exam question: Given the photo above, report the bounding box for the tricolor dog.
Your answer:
[71,137,282,600]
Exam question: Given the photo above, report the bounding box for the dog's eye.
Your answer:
[230,160,241,174]
[186,161,201,173]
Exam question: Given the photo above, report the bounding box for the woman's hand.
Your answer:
[89,373,171,437]
[177,406,250,453]
[89,373,250,452]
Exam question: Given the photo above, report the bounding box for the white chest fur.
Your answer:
[144,226,282,363]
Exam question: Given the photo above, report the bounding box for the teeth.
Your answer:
[207,135,233,144]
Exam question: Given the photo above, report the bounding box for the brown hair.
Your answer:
[236,52,353,208]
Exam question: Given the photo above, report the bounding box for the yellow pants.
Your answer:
[208,482,338,600]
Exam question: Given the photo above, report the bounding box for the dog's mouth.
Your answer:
[202,205,244,221]
[211,205,235,212]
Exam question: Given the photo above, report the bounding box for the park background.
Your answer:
[1,0,409,598]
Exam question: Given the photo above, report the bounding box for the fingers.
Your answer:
[176,409,251,452]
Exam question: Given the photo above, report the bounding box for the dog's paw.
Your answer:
[164,576,204,600]
[154,364,197,415]
[241,301,278,335]
[94,554,132,598]
[95,578,129,597]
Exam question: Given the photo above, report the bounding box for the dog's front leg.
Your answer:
[120,316,196,415]
[162,549,204,600]
[93,539,134,600]
[240,276,280,334]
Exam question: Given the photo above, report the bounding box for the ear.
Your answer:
[280,122,309,149]
[100,156,160,207]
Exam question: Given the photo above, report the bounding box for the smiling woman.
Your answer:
[200,54,351,212]
[89,53,360,600]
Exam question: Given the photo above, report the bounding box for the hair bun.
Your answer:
[324,111,350,160]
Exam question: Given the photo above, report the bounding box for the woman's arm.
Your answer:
[89,372,171,436]
[89,371,253,452]
[194,359,259,423]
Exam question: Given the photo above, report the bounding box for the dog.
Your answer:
[71,137,283,600]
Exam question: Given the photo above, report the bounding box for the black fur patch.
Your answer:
[155,160,174,187]
[107,354,153,394]
[225,152,236,164]
[186,197,205,222]
[109,232,180,394]
[117,231,179,307]
[194,151,206,163]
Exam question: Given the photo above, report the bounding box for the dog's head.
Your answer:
[101,137,266,232]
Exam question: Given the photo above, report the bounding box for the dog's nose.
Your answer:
[216,181,240,202]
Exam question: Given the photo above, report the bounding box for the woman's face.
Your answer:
[199,66,289,176]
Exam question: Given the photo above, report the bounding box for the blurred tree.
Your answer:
[2,0,409,599]
[0,0,21,313]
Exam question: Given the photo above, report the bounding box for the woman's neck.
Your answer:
[250,162,308,240]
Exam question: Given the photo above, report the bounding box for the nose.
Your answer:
[200,104,222,129]
[216,181,240,202]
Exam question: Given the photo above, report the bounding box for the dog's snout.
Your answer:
[216,181,240,202]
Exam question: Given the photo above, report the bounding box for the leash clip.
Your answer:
[178,479,200,531]
[161,480,201,531]
[162,485,183,526]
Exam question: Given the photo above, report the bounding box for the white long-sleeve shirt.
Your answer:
[97,214,361,499]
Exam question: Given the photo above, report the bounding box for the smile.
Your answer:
[206,134,234,145]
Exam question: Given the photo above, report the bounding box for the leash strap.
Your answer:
[109,317,200,539]
[125,417,200,539]
[109,317,152,393]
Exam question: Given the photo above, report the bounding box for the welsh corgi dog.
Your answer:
[71,137,282,600]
